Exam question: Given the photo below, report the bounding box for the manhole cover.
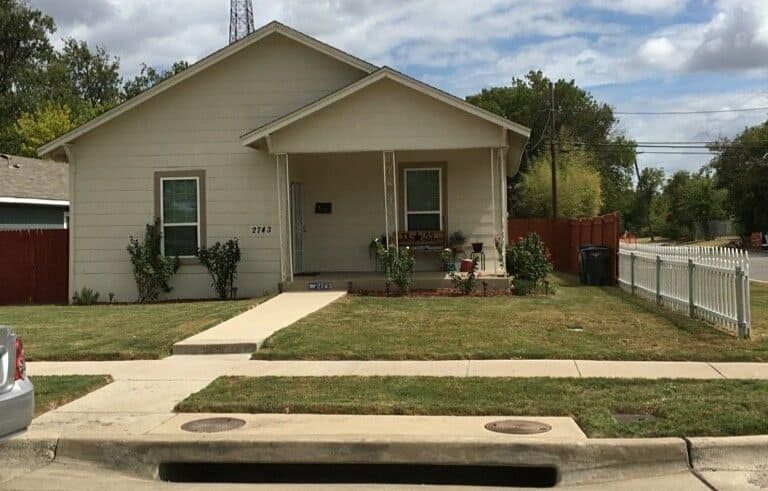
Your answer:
[181,417,246,433]
[485,420,552,435]
[613,413,657,424]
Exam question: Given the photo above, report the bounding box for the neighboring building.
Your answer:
[38,21,530,302]
[0,154,69,230]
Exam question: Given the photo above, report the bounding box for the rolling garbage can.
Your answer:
[578,245,612,286]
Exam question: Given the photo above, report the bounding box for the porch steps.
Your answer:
[171,291,346,355]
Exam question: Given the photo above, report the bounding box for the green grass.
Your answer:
[177,376,768,438]
[255,275,768,362]
[30,375,112,416]
[3,299,261,361]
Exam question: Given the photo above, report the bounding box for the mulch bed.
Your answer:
[349,288,515,298]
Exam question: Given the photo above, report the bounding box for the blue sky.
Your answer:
[30,0,768,174]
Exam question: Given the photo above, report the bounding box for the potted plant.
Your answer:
[471,241,484,253]
[448,230,467,254]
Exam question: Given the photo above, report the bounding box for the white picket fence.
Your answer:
[618,243,751,338]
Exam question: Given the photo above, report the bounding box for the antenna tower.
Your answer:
[230,0,255,44]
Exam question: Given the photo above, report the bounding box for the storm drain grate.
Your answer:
[181,417,246,433]
[484,420,552,435]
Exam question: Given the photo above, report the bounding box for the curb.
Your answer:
[52,434,690,486]
[0,435,58,483]
[687,435,768,471]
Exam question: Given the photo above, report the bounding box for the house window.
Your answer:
[160,177,200,257]
[405,168,442,231]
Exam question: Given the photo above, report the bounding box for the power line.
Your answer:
[637,151,718,155]
[614,106,768,115]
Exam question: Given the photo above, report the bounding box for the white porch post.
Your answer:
[490,147,507,274]
[275,153,293,283]
[382,150,398,249]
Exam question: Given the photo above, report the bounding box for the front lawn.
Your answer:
[3,299,261,361]
[31,375,112,416]
[177,376,768,438]
[255,275,768,361]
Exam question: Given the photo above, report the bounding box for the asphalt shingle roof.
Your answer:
[0,154,68,201]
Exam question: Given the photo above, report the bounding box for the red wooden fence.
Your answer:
[508,213,620,278]
[0,230,69,305]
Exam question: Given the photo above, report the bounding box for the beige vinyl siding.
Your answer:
[70,33,367,301]
[290,148,502,273]
[270,79,505,153]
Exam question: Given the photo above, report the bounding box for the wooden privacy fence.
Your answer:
[0,230,68,305]
[508,213,620,278]
[618,243,751,338]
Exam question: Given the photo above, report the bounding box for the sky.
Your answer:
[29,0,768,174]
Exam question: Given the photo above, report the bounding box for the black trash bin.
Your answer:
[578,245,612,286]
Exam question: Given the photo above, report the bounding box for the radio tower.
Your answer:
[229,0,255,44]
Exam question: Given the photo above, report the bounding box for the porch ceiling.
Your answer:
[240,67,530,154]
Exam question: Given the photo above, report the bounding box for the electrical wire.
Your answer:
[615,106,768,115]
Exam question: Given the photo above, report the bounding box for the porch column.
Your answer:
[382,150,398,249]
[490,147,507,274]
[275,153,293,283]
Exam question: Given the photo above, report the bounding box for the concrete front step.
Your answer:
[171,291,346,355]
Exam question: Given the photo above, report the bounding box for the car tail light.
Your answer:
[14,338,26,381]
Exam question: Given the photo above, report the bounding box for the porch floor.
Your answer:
[285,271,510,292]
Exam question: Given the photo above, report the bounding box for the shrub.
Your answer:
[197,239,242,300]
[127,219,180,303]
[506,233,553,289]
[450,257,479,295]
[375,239,416,294]
[73,287,99,305]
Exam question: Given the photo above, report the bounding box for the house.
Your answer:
[38,21,530,302]
[0,154,69,231]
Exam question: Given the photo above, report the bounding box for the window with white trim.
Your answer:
[160,177,200,257]
[405,168,442,231]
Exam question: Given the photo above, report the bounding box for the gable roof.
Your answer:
[38,21,377,158]
[0,155,68,205]
[240,67,531,148]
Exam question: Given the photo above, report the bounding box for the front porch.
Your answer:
[284,271,512,293]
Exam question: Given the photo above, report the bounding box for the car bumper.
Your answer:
[0,378,34,438]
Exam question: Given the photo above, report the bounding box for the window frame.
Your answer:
[154,170,206,260]
[404,167,443,232]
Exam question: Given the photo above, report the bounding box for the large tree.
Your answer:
[0,0,55,152]
[709,120,768,234]
[466,71,636,217]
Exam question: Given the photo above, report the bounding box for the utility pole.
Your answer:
[549,81,558,218]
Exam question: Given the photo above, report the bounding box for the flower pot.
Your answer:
[471,242,484,253]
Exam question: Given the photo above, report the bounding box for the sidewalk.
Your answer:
[28,356,768,380]
[171,291,346,354]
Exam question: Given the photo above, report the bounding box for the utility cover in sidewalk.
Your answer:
[484,420,552,435]
[181,417,246,433]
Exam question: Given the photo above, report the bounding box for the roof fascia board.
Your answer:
[38,22,376,157]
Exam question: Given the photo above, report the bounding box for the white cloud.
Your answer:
[587,0,690,16]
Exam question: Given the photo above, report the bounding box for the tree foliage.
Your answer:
[516,148,604,218]
[658,170,727,240]
[466,71,636,217]
[709,120,768,233]
[123,61,189,100]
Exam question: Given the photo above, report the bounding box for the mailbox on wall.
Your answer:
[315,202,332,214]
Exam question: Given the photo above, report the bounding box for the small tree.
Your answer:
[196,239,242,300]
[126,219,180,303]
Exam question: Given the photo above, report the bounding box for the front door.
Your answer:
[290,182,304,274]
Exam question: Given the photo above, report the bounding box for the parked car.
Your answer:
[0,326,34,438]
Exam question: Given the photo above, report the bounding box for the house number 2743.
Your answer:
[251,225,273,237]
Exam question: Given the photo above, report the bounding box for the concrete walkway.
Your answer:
[28,356,768,380]
[171,291,346,354]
